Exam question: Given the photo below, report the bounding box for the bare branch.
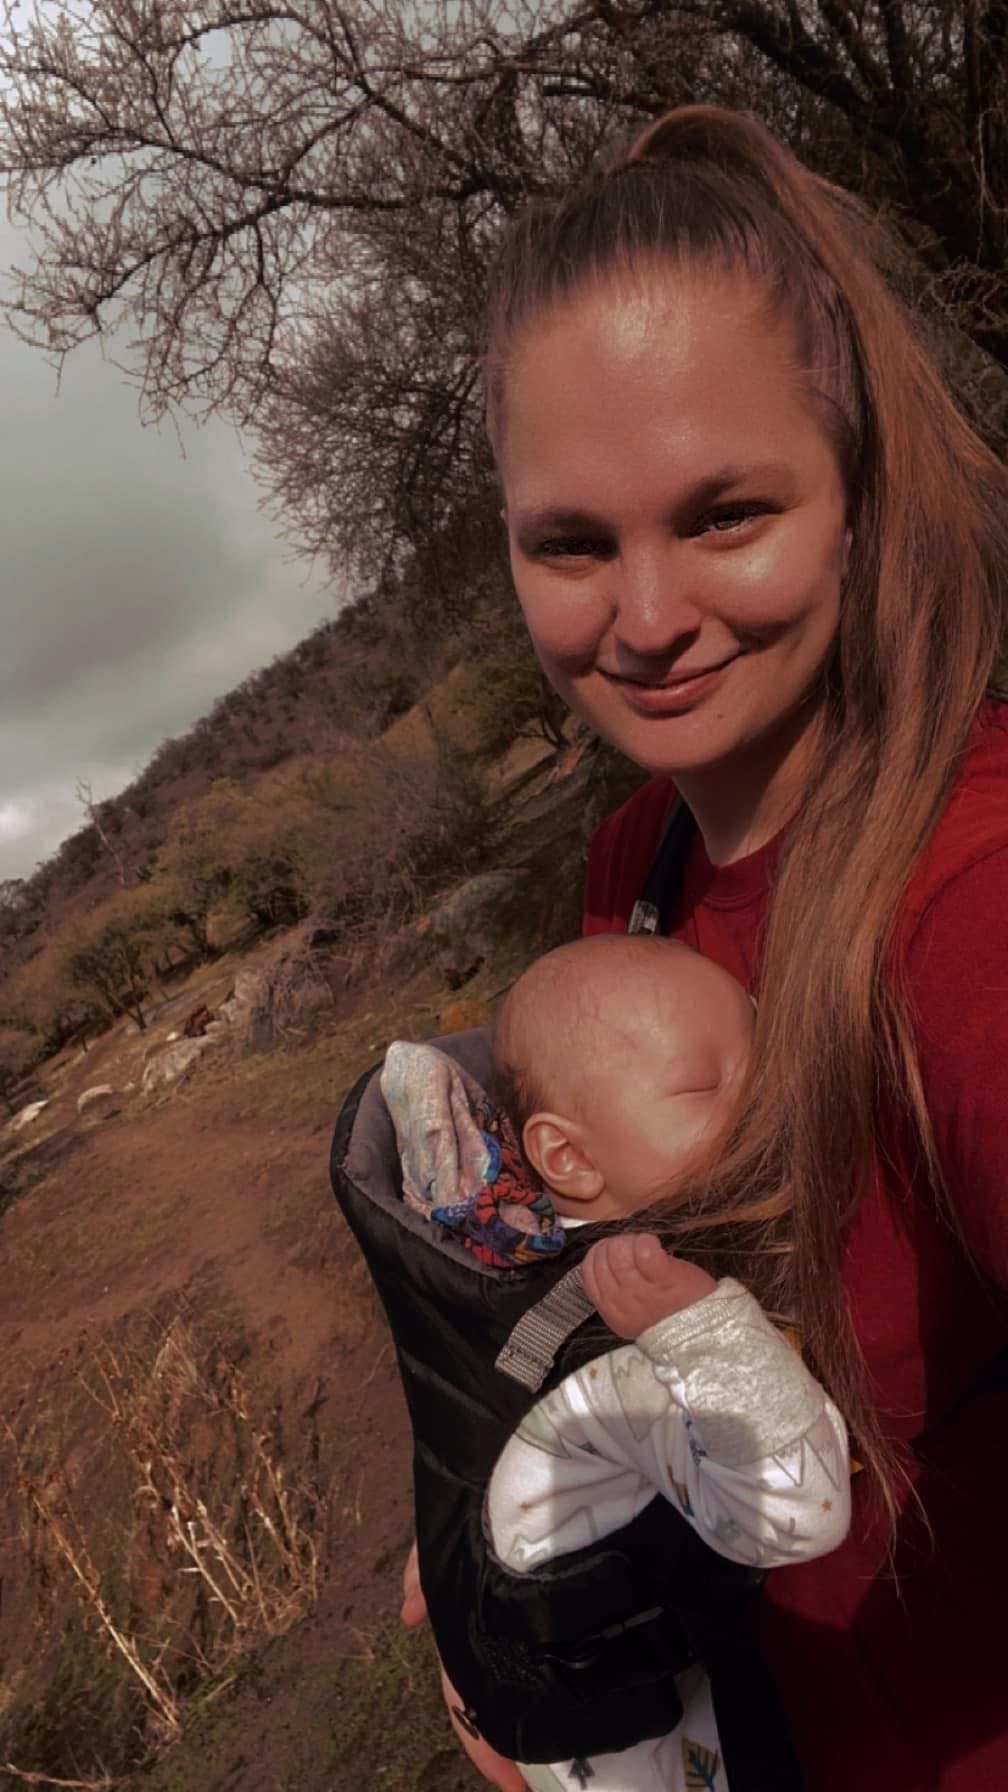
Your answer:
[0,0,1002,582]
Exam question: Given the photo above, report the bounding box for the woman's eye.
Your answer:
[537,535,611,560]
[698,502,769,535]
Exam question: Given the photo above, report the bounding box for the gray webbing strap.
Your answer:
[495,1263,596,1392]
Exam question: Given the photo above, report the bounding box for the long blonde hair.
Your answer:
[485,107,1008,1496]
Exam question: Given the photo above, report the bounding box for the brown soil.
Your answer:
[0,956,489,1792]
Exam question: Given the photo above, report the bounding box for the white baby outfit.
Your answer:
[486,1278,851,1792]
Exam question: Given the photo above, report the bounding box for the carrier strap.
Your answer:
[495,1263,596,1391]
[627,796,697,937]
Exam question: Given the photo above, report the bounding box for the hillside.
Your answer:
[0,556,570,1109]
[0,643,644,1787]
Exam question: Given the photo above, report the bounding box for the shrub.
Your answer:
[0,1024,38,1114]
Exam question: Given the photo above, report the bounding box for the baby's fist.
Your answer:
[583,1233,717,1338]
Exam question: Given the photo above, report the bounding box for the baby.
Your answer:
[384,936,850,1792]
[493,931,753,1240]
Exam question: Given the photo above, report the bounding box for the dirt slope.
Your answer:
[0,959,487,1791]
[0,746,643,1790]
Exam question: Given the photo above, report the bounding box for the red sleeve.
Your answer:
[583,779,677,936]
[906,843,1008,1288]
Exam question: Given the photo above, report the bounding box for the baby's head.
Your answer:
[492,935,753,1222]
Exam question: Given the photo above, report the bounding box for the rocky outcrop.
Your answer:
[141,1036,217,1096]
[418,868,532,987]
[219,967,275,1048]
[217,946,334,1050]
[77,1085,119,1119]
[8,1099,48,1133]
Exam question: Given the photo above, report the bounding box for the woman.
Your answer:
[408,105,1008,1789]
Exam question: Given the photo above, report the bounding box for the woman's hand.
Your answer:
[584,1232,717,1337]
[400,1538,428,1627]
[400,1540,526,1789]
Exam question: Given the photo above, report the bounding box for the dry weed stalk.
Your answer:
[2,1765,116,1789]
[83,1319,319,1666]
[14,1467,181,1742]
[4,1317,322,1757]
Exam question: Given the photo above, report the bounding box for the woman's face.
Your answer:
[498,267,849,783]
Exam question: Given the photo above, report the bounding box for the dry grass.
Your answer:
[5,1313,323,1773]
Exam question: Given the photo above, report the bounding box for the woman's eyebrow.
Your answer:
[513,506,607,542]
[687,461,796,503]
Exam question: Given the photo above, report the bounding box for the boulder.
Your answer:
[77,1085,119,1120]
[218,951,333,1048]
[8,1099,48,1134]
[233,967,272,1011]
[141,1036,215,1096]
[426,869,532,966]
[217,967,274,1047]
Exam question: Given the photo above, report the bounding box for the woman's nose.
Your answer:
[610,545,701,659]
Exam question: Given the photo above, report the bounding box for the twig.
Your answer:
[21,1483,182,1739]
[2,1768,116,1790]
[358,1339,391,1394]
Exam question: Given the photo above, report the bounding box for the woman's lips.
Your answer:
[601,656,738,713]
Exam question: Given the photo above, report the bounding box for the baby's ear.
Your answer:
[522,1112,604,1205]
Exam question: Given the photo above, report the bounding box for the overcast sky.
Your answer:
[0,216,340,882]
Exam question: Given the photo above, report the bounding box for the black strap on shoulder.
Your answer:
[627,797,697,938]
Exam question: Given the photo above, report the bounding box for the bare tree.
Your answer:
[77,779,136,887]
[1,1,1004,578]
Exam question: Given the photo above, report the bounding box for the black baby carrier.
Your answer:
[331,1019,803,1786]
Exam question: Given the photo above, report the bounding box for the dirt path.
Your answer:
[5,1106,329,1374]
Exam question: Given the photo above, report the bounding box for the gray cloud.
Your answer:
[0,222,339,879]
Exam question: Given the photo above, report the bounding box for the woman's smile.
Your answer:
[600,652,742,713]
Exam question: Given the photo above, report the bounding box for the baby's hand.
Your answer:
[583,1233,717,1338]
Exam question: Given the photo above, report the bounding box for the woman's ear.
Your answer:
[522,1112,604,1205]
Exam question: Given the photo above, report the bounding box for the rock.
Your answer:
[141,1036,215,1096]
[9,1099,48,1133]
[218,950,334,1048]
[166,1029,180,1043]
[438,996,494,1034]
[77,1085,119,1119]
[234,967,271,1008]
[426,869,531,964]
[219,966,275,1049]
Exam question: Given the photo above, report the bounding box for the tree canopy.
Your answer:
[2,0,1005,578]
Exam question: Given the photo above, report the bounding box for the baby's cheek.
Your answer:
[673,1101,728,1172]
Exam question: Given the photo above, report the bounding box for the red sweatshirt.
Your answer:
[584,704,1008,1791]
